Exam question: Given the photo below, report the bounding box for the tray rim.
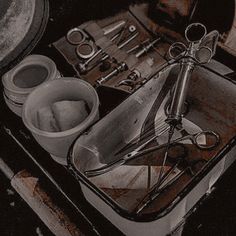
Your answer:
[67,63,236,222]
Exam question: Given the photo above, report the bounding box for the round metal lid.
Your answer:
[0,0,49,74]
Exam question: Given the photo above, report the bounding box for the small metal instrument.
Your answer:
[117,57,154,89]
[77,32,120,73]
[134,158,207,214]
[102,20,126,35]
[116,70,141,88]
[95,62,127,86]
[78,32,139,74]
[67,20,126,60]
[84,126,219,178]
[128,25,136,33]
[117,32,139,49]
[135,38,161,58]
[126,38,150,54]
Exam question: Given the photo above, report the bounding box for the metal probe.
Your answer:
[135,38,161,58]
[95,62,127,86]
[94,32,139,65]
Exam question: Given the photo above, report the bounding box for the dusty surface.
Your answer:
[0,0,35,61]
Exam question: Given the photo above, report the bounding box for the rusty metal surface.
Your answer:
[0,121,123,236]
[11,169,82,236]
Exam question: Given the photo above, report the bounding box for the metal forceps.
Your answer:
[84,123,170,177]
[84,128,220,178]
[134,156,208,214]
[138,129,220,158]
[170,129,220,149]
[133,131,220,214]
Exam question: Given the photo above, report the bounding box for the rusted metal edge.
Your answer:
[2,126,101,236]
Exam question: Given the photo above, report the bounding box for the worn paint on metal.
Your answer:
[11,170,83,236]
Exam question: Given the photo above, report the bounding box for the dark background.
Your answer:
[1,0,236,235]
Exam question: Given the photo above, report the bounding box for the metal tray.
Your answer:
[68,61,236,236]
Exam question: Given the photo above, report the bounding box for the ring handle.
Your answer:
[185,23,207,43]
[66,28,88,45]
[76,41,96,59]
[194,130,220,150]
[168,42,187,59]
[195,46,213,64]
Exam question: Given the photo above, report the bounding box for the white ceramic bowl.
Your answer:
[22,78,99,165]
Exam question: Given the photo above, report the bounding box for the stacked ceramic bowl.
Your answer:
[2,54,60,116]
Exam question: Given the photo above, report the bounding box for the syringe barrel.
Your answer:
[167,59,195,122]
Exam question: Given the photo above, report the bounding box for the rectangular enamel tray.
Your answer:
[68,61,236,236]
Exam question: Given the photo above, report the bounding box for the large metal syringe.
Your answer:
[167,23,219,124]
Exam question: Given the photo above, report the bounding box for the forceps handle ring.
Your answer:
[193,130,220,150]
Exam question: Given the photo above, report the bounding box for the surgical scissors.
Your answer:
[84,127,220,177]
[66,20,126,60]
